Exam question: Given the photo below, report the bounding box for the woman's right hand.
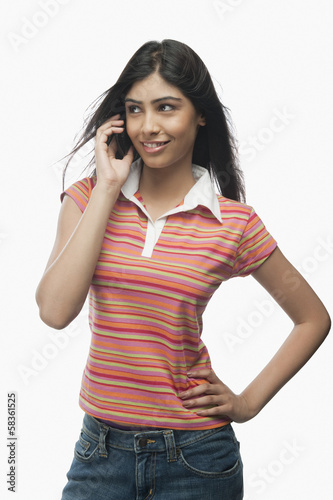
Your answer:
[95,114,134,190]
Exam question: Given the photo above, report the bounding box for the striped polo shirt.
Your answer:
[61,160,277,430]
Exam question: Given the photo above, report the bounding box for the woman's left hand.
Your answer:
[179,369,254,423]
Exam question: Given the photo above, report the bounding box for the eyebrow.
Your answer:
[124,96,183,104]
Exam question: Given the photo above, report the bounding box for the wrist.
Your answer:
[86,182,121,217]
[239,391,261,421]
[93,181,121,198]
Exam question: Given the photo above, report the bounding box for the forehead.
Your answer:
[126,72,184,100]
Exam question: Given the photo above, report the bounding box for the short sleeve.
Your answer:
[60,177,96,213]
[231,208,277,278]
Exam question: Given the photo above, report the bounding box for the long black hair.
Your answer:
[62,39,245,202]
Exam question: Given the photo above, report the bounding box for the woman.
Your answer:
[36,40,330,499]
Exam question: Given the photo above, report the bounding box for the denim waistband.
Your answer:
[81,412,231,459]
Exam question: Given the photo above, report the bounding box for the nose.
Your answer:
[141,110,160,136]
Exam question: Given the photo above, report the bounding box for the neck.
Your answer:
[138,162,196,222]
[139,162,195,201]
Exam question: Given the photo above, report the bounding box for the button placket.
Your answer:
[141,217,167,258]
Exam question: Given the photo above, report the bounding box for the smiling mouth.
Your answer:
[142,141,170,148]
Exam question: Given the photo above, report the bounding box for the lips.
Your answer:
[141,141,170,153]
[143,141,169,147]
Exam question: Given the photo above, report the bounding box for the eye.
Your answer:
[127,105,141,114]
[159,103,174,112]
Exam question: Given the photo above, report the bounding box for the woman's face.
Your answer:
[124,72,205,172]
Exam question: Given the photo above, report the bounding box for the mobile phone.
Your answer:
[115,109,132,159]
[106,106,133,159]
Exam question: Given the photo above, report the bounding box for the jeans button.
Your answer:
[138,438,148,447]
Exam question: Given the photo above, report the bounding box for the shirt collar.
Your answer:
[121,158,222,223]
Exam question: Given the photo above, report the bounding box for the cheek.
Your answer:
[125,120,137,142]
[174,123,199,144]
[173,114,199,136]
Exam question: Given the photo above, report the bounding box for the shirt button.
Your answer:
[138,438,148,447]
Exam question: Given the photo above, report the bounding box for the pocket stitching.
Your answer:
[74,432,99,463]
[177,448,241,478]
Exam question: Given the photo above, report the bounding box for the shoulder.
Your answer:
[61,175,97,199]
[217,195,256,225]
[60,175,97,212]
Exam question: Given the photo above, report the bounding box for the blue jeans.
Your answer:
[61,413,243,499]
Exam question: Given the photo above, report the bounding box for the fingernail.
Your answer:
[187,372,192,377]
[178,392,187,399]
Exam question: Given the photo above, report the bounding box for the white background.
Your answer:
[1,0,333,498]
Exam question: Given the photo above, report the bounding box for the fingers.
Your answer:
[196,407,230,418]
[180,387,230,419]
[179,381,213,399]
[187,368,220,385]
[178,369,221,399]
[181,393,220,409]
[95,114,125,147]
[180,369,252,423]
[123,145,134,164]
[178,368,228,416]
[97,114,123,131]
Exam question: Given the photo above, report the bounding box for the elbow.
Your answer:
[36,290,81,330]
[38,308,74,330]
[318,299,331,338]
[311,308,331,344]
[322,311,331,338]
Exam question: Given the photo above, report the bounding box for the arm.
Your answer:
[35,115,134,330]
[35,186,119,329]
[179,247,331,422]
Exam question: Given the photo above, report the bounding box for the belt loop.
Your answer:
[163,430,177,463]
[98,424,109,458]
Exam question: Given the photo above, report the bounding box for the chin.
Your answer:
[140,156,170,169]
[142,162,170,170]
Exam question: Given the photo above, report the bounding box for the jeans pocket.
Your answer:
[74,430,99,463]
[177,425,242,479]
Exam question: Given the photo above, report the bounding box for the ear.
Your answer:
[198,113,206,126]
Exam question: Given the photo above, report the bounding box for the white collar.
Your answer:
[121,158,222,223]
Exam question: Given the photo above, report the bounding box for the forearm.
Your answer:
[36,184,119,328]
[241,317,331,418]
